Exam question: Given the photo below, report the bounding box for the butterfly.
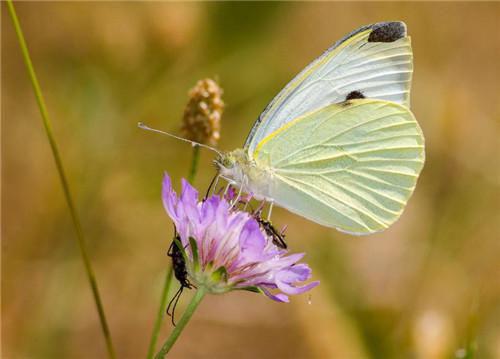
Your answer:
[141,21,425,235]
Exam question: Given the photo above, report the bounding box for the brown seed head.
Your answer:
[181,78,224,146]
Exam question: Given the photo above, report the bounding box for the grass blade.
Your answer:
[5,2,116,357]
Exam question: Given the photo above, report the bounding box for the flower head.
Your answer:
[162,173,319,302]
[181,78,224,146]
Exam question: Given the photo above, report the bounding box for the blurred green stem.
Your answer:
[154,287,206,359]
[147,145,201,358]
[6,2,116,358]
[462,291,480,359]
[188,145,200,184]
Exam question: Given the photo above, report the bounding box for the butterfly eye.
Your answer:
[215,154,234,170]
[222,156,235,169]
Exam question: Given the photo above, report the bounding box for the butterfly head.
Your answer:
[215,149,274,201]
[214,149,249,182]
[215,152,235,171]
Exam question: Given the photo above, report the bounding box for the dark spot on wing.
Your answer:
[368,22,406,43]
[346,90,365,101]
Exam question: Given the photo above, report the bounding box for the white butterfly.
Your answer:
[142,21,425,235]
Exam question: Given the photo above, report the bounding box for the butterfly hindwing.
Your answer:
[245,21,413,153]
[253,99,425,234]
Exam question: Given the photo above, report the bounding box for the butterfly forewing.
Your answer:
[245,22,413,153]
[253,99,424,234]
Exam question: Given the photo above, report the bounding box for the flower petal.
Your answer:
[180,179,201,224]
[162,173,178,221]
[239,219,266,262]
[275,264,320,295]
[261,287,289,303]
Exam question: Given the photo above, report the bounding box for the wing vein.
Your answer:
[319,174,399,215]
[275,174,372,230]
[279,174,387,228]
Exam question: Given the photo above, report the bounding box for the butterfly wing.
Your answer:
[245,21,413,153]
[253,99,425,235]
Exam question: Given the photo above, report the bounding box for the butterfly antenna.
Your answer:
[138,122,222,156]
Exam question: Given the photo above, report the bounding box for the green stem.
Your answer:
[462,291,480,359]
[146,143,201,357]
[154,288,206,359]
[146,267,174,359]
[6,2,115,358]
[188,145,200,184]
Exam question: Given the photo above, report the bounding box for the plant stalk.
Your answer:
[154,287,206,359]
[6,2,115,358]
[188,145,200,184]
[147,145,201,357]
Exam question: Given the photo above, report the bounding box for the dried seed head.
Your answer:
[181,78,224,146]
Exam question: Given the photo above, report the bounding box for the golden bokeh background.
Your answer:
[2,2,500,358]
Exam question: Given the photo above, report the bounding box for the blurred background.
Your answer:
[2,2,500,358]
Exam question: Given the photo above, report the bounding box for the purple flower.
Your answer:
[162,173,319,302]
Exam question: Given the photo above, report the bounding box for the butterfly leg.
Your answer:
[223,182,232,197]
[233,175,250,208]
[267,201,274,221]
[254,201,265,216]
[230,185,243,209]
[212,175,221,196]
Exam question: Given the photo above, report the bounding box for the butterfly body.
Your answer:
[217,149,274,202]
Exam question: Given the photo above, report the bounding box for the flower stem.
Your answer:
[188,145,200,184]
[147,143,201,357]
[154,287,206,359]
[146,267,174,359]
[6,2,115,358]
